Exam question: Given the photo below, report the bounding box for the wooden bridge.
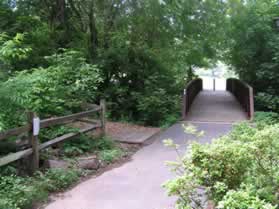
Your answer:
[182,78,254,123]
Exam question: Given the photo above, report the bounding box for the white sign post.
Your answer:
[33,117,40,136]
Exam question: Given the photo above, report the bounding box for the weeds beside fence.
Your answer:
[0,100,106,173]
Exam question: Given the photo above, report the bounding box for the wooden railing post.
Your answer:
[249,87,254,120]
[100,99,106,136]
[27,112,40,173]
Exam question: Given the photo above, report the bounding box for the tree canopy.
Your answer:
[0,0,230,127]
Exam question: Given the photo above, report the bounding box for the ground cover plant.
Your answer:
[0,134,127,209]
[164,117,279,209]
[0,168,82,209]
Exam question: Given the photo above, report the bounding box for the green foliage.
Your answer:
[255,93,279,113]
[217,188,275,209]
[37,168,80,192]
[40,125,79,143]
[254,111,279,126]
[225,0,279,112]
[0,0,229,127]
[0,33,32,71]
[0,49,102,130]
[164,123,279,208]
[63,134,123,164]
[99,46,182,126]
[0,168,81,209]
[62,135,96,157]
[99,148,123,164]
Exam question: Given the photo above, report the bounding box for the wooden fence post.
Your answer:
[27,112,40,173]
[249,87,254,120]
[100,99,106,136]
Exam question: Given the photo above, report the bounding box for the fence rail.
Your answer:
[226,78,254,119]
[0,100,106,173]
[182,78,203,119]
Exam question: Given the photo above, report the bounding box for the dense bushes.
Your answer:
[0,135,125,209]
[255,93,279,113]
[0,45,181,129]
[99,46,182,126]
[2,0,226,127]
[0,169,81,209]
[164,122,279,208]
[226,1,279,113]
[0,50,102,130]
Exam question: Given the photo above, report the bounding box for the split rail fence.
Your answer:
[0,100,106,173]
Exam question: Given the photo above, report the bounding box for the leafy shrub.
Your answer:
[0,49,102,129]
[99,148,123,163]
[217,188,275,209]
[254,111,279,126]
[37,168,80,192]
[0,168,81,209]
[62,136,116,157]
[52,134,122,164]
[0,175,37,209]
[255,93,279,113]
[226,1,279,113]
[0,33,32,72]
[62,135,95,157]
[164,123,279,208]
[99,46,182,126]
[40,125,79,143]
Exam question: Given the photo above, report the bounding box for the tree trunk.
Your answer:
[89,1,99,60]
[187,65,194,82]
[56,0,66,26]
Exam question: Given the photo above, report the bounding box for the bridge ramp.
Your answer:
[185,90,248,123]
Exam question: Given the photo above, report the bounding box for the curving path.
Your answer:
[44,90,247,209]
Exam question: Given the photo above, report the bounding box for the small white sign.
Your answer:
[33,117,40,136]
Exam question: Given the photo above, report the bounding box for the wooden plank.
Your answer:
[40,107,101,128]
[0,125,30,141]
[40,124,101,150]
[0,148,32,167]
[77,119,100,124]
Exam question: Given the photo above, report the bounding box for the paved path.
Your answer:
[44,90,248,209]
[44,122,233,209]
[186,90,248,122]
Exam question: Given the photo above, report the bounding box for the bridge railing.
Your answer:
[182,78,203,119]
[226,78,254,119]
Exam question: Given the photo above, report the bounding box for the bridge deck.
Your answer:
[185,90,248,123]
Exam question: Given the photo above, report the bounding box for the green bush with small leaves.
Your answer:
[100,148,123,163]
[0,49,102,130]
[217,188,276,209]
[254,111,279,126]
[0,168,81,209]
[164,123,279,208]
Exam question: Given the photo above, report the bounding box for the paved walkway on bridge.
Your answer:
[186,90,248,122]
[43,90,247,209]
